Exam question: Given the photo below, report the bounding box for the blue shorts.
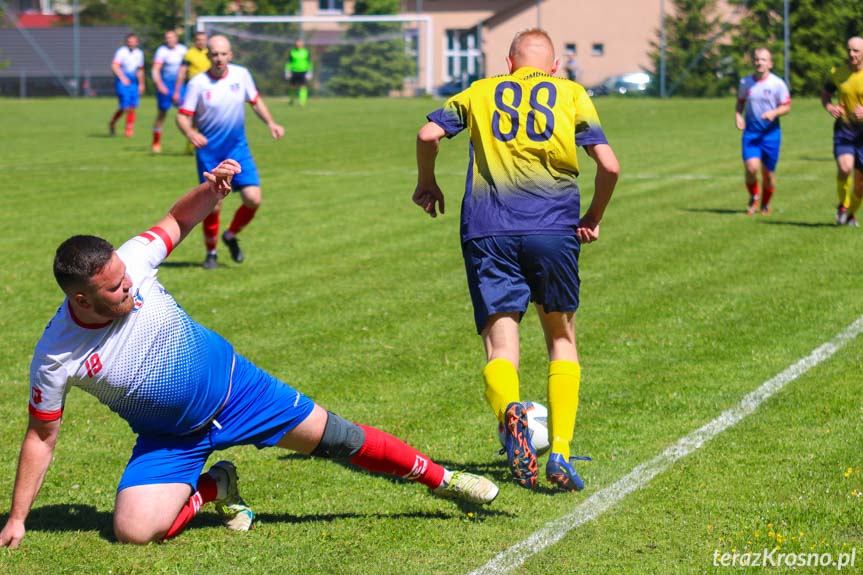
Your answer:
[742,128,781,171]
[462,234,581,334]
[156,75,183,111]
[117,354,315,492]
[115,77,139,109]
[833,120,863,169]
[196,144,260,189]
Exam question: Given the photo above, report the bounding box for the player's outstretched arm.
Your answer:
[153,159,242,247]
[0,417,61,549]
[414,122,447,218]
[251,98,285,140]
[577,143,620,244]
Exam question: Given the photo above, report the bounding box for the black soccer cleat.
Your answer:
[222,232,244,263]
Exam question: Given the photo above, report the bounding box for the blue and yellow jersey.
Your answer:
[428,66,607,242]
[825,63,863,125]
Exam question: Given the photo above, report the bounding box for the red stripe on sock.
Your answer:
[162,491,204,540]
[746,182,759,197]
[349,424,445,489]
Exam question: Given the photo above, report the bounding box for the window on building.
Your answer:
[319,0,344,12]
[445,28,481,82]
[591,43,604,57]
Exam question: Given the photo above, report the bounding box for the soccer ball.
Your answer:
[497,401,550,455]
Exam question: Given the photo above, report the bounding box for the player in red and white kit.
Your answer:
[177,35,282,269]
[0,160,497,549]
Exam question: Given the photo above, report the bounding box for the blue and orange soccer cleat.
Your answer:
[503,402,538,488]
[546,453,592,492]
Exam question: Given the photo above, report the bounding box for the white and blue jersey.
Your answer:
[29,227,234,436]
[154,43,188,110]
[737,72,790,134]
[112,45,144,108]
[179,64,261,188]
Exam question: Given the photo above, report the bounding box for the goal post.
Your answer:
[196,14,434,97]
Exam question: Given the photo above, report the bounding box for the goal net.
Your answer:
[196,15,433,98]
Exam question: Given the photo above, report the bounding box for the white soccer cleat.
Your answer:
[433,471,499,505]
[207,460,255,531]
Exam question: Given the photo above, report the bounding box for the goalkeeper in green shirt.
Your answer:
[285,39,311,106]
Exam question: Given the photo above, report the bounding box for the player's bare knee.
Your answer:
[114,516,165,545]
[310,411,365,459]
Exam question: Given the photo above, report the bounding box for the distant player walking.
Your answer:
[0,159,498,549]
[822,36,863,227]
[413,29,619,492]
[177,35,284,269]
[150,30,187,153]
[735,47,791,215]
[108,33,144,138]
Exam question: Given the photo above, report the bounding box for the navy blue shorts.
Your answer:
[462,235,581,334]
[742,128,781,171]
[117,354,315,492]
[833,120,863,169]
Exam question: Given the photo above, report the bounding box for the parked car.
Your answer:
[437,74,480,97]
[587,71,652,97]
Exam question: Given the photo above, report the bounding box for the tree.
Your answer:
[648,0,736,97]
[322,0,415,97]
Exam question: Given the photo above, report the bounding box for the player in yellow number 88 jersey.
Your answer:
[413,28,619,492]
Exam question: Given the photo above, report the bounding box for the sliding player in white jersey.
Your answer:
[177,35,283,270]
[151,30,187,153]
[0,159,498,549]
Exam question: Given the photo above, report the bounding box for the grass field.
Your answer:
[0,94,862,574]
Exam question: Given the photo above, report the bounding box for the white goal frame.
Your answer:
[196,14,434,95]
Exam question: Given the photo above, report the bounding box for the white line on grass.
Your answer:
[469,316,863,575]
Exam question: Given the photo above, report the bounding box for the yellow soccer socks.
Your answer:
[838,175,852,209]
[482,358,519,423]
[548,360,581,460]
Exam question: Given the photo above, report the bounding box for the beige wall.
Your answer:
[405,0,732,92]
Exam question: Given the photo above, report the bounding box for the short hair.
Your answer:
[194,31,207,38]
[53,235,114,292]
[509,28,555,59]
[125,33,137,41]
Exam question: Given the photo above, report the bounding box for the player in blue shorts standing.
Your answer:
[108,33,144,138]
[0,159,498,549]
[177,35,283,269]
[735,47,791,215]
[413,29,619,492]
[150,30,187,153]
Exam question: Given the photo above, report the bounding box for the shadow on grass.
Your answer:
[679,207,746,216]
[20,504,116,541]
[796,155,834,162]
[758,220,839,228]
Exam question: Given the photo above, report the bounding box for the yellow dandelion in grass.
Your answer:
[467,512,475,519]
[844,467,853,479]
[799,531,804,539]
[768,531,776,539]
[753,530,761,538]
[707,524,713,534]
[852,489,859,497]
[776,533,786,544]
[767,523,773,529]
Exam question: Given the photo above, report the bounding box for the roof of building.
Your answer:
[0,26,131,78]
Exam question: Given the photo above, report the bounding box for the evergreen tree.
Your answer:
[728,0,863,96]
[648,0,735,97]
[323,0,414,97]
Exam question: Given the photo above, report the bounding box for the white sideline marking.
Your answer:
[469,316,863,575]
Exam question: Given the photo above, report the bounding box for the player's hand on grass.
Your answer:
[269,123,285,140]
[576,215,600,244]
[204,159,241,197]
[413,183,445,218]
[0,518,25,549]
